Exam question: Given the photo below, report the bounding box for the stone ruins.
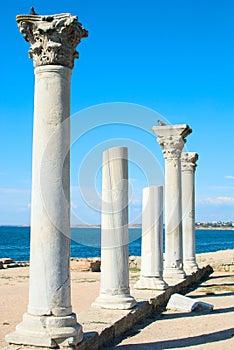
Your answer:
[92,147,136,309]
[134,186,168,290]
[6,10,199,350]
[6,12,88,348]
[152,124,192,280]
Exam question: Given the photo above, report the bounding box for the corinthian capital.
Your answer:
[152,124,192,160]
[16,13,88,69]
[181,152,198,172]
[157,135,185,159]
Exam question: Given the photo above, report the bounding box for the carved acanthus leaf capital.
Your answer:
[16,13,88,69]
[181,152,198,172]
[157,135,185,159]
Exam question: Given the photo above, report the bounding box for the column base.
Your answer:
[184,259,199,275]
[163,267,186,280]
[134,276,168,290]
[5,312,83,348]
[92,293,137,310]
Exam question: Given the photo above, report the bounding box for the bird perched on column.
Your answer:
[157,119,167,126]
[30,7,38,15]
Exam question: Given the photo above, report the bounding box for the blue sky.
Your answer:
[0,0,234,225]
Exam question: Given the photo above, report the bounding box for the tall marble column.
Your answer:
[152,124,192,281]
[134,186,168,290]
[6,13,88,348]
[181,152,199,274]
[92,147,136,309]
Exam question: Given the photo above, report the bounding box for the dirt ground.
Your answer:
[1,252,234,349]
[0,267,101,348]
[107,272,234,350]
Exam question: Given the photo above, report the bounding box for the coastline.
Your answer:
[1,224,234,230]
[1,249,234,273]
[195,226,234,230]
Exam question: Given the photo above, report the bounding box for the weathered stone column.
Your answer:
[92,147,136,309]
[181,152,199,274]
[6,13,87,348]
[134,186,168,290]
[152,123,192,281]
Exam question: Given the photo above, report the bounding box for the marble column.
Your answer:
[134,186,168,290]
[181,152,199,274]
[6,13,88,348]
[92,147,136,309]
[152,124,192,281]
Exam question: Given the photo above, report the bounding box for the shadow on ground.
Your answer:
[111,328,234,349]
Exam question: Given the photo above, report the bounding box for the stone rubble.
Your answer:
[167,293,213,312]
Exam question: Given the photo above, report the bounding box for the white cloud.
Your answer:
[129,178,138,183]
[130,198,141,205]
[197,196,234,205]
[16,203,31,212]
[225,175,234,180]
[17,207,29,212]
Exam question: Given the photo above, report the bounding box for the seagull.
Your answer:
[30,7,38,15]
[157,119,167,126]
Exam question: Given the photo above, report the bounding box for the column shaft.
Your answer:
[28,66,71,316]
[181,152,198,274]
[92,147,136,309]
[164,157,183,272]
[134,186,167,290]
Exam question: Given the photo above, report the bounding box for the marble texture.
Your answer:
[181,152,199,275]
[152,124,192,280]
[134,186,168,290]
[92,147,136,309]
[16,13,88,69]
[167,293,213,312]
[6,12,88,348]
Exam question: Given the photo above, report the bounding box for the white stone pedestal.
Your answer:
[92,147,136,309]
[6,13,88,348]
[152,124,192,280]
[134,186,167,290]
[181,152,199,275]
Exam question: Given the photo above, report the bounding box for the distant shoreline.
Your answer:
[195,226,234,230]
[1,225,234,231]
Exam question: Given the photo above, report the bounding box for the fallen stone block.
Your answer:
[194,301,214,312]
[167,293,213,312]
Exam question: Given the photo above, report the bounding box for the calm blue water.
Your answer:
[0,226,233,262]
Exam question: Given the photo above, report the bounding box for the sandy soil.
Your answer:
[0,267,101,348]
[108,272,234,350]
[0,251,234,349]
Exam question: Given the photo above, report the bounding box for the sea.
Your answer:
[0,226,234,262]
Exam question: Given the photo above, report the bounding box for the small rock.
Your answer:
[5,263,19,268]
[90,260,101,272]
[0,258,14,265]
